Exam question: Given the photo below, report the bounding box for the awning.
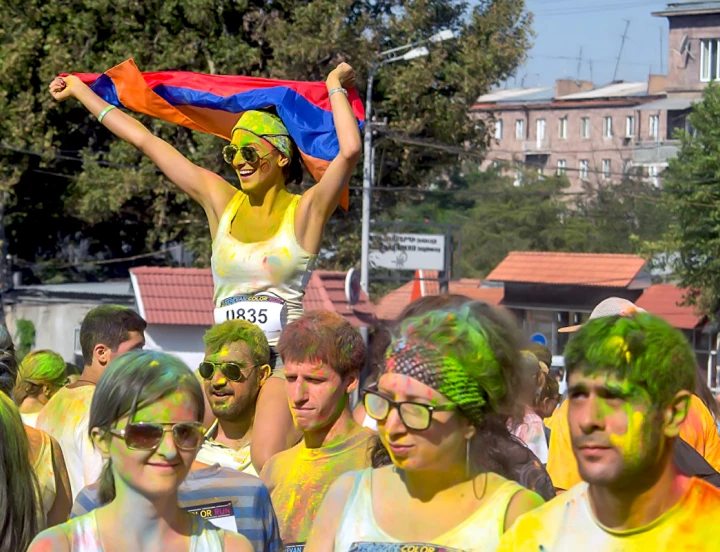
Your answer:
[638,97,698,111]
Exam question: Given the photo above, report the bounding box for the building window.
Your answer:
[536,119,546,142]
[649,115,660,140]
[514,170,523,187]
[648,165,660,186]
[557,159,567,175]
[625,115,635,138]
[494,118,503,140]
[559,117,568,139]
[515,119,525,140]
[701,39,720,82]
[581,117,590,139]
[602,159,611,179]
[579,160,589,180]
[603,116,613,138]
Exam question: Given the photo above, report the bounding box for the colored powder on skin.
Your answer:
[609,409,646,465]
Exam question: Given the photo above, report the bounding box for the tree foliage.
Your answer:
[658,83,720,317]
[0,0,532,282]
[388,165,670,279]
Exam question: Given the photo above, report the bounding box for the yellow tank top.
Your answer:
[211,192,316,345]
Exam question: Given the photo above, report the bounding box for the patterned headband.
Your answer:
[384,335,488,426]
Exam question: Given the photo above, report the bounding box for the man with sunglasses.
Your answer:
[195,319,273,476]
[260,311,372,547]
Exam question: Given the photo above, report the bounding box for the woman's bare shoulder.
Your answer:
[28,525,71,552]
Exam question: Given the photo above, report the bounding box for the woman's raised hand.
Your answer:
[49,75,84,102]
[327,63,356,90]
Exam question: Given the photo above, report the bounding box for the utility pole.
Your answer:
[613,20,631,82]
[0,191,9,329]
[576,47,583,79]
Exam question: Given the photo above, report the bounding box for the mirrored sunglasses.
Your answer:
[109,421,205,451]
[198,360,257,382]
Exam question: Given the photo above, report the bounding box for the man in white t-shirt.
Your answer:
[498,312,720,551]
[194,319,272,476]
[37,305,146,499]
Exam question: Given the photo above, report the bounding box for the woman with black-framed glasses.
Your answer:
[29,350,251,552]
[306,302,546,552]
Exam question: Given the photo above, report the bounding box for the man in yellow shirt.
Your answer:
[498,313,720,551]
[260,312,372,546]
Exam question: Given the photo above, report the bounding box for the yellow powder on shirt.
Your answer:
[260,424,373,544]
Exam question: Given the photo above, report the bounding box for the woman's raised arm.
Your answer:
[296,63,362,251]
[49,76,236,228]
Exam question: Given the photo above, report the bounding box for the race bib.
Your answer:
[214,294,287,341]
[286,544,306,552]
[349,544,466,552]
[185,500,237,532]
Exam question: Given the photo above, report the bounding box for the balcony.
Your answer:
[633,140,680,165]
[523,139,552,155]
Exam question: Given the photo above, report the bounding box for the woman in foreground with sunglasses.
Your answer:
[306,303,545,552]
[29,350,251,552]
[49,61,361,473]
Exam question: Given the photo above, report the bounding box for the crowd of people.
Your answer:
[2,295,720,551]
[0,62,712,550]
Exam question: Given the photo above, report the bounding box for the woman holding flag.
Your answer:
[48,62,362,472]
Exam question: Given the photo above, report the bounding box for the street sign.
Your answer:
[369,233,446,271]
[530,333,547,346]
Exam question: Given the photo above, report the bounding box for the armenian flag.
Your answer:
[72,59,365,209]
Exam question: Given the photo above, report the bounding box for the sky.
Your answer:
[513,0,673,88]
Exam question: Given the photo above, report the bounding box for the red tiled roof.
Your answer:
[376,277,504,321]
[303,270,376,328]
[130,266,376,327]
[635,284,704,330]
[130,267,214,325]
[485,252,648,288]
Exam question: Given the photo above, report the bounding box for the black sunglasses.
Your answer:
[198,360,260,382]
[363,389,457,431]
[109,421,205,451]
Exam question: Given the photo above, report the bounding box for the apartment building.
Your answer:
[474,0,720,190]
[473,78,667,191]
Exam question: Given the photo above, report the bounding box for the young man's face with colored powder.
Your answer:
[203,341,267,420]
[567,369,668,488]
[284,360,356,432]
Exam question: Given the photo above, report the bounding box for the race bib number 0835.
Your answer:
[214,294,287,341]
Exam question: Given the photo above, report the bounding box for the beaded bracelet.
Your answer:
[97,105,117,124]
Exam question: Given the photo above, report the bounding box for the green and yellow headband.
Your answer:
[232,110,293,159]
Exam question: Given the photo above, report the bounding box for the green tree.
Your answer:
[386,164,671,280]
[0,0,532,281]
[658,83,720,317]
